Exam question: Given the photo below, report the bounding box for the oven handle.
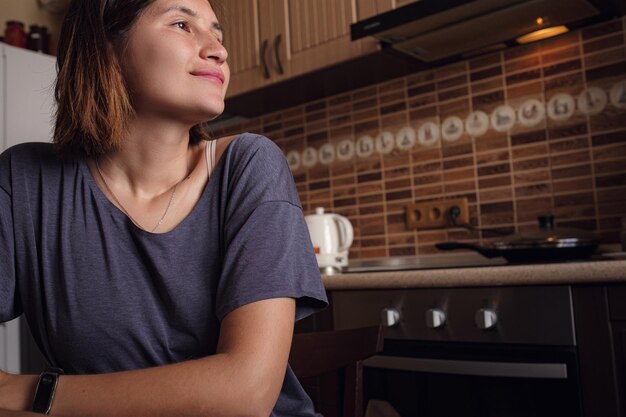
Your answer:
[364,355,568,379]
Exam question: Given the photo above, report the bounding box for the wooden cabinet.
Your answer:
[221,0,378,98]
[573,285,626,417]
[609,286,626,415]
[356,0,393,20]
[356,0,416,21]
[285,0,364,77]
[220,0,267,97]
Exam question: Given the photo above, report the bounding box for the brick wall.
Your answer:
[216,17,626,259]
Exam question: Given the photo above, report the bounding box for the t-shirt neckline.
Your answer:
[79,136,241,236]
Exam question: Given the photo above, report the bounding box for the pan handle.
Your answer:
[435,242,501,258]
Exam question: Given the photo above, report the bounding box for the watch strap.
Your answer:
[32,367,64,414]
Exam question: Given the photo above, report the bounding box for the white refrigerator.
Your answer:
[0,43,56,373]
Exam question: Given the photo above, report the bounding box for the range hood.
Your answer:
[351,0,625,63]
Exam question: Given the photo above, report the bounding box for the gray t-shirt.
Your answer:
[0,133,327,416]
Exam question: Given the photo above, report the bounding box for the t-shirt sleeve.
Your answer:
[0,150,21,322]
[216,135,328,321]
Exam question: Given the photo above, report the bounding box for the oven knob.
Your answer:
[380,308,401,327]
[425,308,446,329]
[475,308,498,330]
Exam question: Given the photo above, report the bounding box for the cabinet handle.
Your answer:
[260,39,270,79]
[274,34,284,75]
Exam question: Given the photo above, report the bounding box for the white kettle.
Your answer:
[305,207,354,272]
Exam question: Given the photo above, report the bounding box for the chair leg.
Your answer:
[343,361,364,417]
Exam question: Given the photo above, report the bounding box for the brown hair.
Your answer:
[54,0,213,159]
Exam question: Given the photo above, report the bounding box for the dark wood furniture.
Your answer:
[290,325,384,417]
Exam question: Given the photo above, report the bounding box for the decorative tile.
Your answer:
[507,68,542,85]
[542,45,581,64]
[582,19,623,40]
[477,163,511,177]
[583,34,625,54]
[469,53,502,70]
[252,18,626,256]
[586,60,626,82]
[584,47,626,69]
[542,59,582,77]
[437,75,467,90]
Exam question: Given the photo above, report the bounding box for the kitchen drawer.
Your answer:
[608,284,626,321]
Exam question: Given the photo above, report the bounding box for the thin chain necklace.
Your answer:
[95,159,188,233]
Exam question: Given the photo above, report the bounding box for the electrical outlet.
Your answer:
[405,198,469,229]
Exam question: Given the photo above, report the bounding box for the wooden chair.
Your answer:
[289,325,384,417]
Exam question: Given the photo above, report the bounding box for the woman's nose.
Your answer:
[202,35,228,63]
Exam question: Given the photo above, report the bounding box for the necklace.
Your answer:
[95,159,188,233]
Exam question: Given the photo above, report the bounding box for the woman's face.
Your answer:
[120,0,230,124]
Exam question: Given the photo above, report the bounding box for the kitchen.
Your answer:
[1,0,626,416]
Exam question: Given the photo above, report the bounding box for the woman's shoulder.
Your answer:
[217,132,300,205]
[1,142,60,166]
[220,132,288,175]
[1,142,74,192]
[0,142,63,174]
[225,132,283,159]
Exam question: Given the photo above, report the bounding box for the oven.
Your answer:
[332,285,583,417]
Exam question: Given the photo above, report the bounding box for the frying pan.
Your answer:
[436,215,599,263]
[435,241,598,263]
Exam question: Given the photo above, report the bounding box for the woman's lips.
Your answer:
[191,70,225,84]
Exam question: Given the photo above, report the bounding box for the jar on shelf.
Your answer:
[27,25,42,52]
[4,20,27,48]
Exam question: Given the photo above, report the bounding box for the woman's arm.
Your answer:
[0,297,295,417]
[0,409,53,417]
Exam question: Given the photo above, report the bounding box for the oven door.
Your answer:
[363,340,583,417]
[332,286,582,417]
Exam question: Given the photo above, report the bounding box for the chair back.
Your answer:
[290,325,384,417]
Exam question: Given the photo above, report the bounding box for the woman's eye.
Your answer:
[174,21,189,31]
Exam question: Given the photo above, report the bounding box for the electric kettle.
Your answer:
[305,207,354,273]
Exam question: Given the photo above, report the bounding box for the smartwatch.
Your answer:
[32,367,64,414]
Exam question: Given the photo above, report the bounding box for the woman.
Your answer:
[0,0,327,416]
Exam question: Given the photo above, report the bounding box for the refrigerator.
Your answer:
[0,43,56,373]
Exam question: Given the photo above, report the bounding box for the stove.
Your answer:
[343,252,506,273]
[341,251,626,274]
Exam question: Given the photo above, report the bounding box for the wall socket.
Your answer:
[405,198,469,229]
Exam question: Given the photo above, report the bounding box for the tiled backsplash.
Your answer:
[216,17,626,259]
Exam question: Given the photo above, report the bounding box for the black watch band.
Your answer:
[32,367,64,414]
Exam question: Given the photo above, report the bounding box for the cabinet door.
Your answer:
[612,321,626,415]
[222,0,270,98]
[395,0,417,8]
[281,0,363,78]
[356,0,394,20]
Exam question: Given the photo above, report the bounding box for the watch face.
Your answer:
[32,369,62,413]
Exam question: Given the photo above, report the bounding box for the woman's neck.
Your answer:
[97,118,199,199]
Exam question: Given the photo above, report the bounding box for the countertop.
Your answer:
[322,257,626,290]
